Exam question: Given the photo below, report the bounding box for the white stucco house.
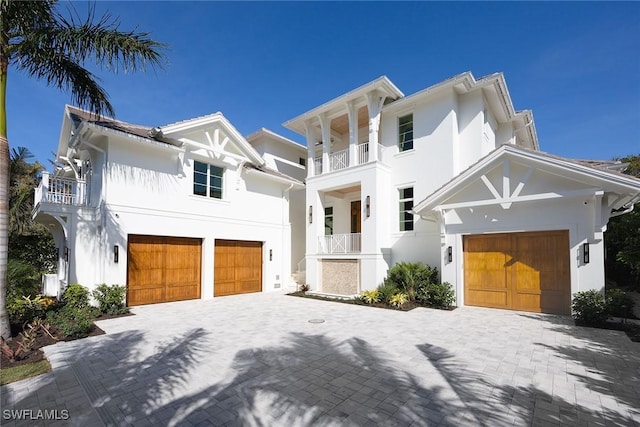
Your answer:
[35,71,640,315]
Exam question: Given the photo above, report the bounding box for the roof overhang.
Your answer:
[283,76,404,135]
[413,144,640,216]
[246,128,307,153]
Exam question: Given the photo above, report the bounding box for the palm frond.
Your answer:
[15,42,114,117]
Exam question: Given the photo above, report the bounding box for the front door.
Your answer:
[351,200,361,233]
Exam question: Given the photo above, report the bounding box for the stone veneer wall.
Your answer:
[321,259,359,295]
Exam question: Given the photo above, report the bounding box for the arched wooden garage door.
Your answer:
[214,240,262,296]
[127,235,202,306]
[463,230,570,315]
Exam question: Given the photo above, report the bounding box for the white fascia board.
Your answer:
[283,76,404,135]
[82,122,185,154]
[413,145,640,214]
[247,128,308,152]
[244,167,305,189]
[160,113,265,166]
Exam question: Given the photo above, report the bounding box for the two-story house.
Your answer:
[34,107,304,305]
[284,72,640,315]
[35,71,640,316]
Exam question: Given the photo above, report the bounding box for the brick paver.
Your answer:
[1,292,639,426]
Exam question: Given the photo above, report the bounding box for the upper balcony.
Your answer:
[313,141,383,175]
[34,172,88,210]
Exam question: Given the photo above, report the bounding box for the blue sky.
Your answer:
[7,1,639,167]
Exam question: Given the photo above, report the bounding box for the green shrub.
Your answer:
[46,306,94,339]
[572,290,607,326]
[361,289,380,304]
[605,288,635,318]
[7,295,50,325]
[6,258,41,302]
[92,284,128,315]
[377,279,399,304]
[389,292,409,308]
[62,284,90,309]
[425,282,456,308]
[386,262,438,301]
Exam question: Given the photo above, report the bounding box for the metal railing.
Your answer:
[318,233,361,254]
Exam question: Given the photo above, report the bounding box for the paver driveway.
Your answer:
[2,292,639,426]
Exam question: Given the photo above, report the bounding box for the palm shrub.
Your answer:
[572,290,607,326]
[376,280,399,304]
[386,262,438,301]
[605,288,635,319]
[92,284,128,315]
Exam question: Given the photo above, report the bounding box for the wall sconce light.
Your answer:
[583,242,590,264]
[114,245,119,263]
[447,246,453,263]
[64,247,69,262]
[269,249,273,261]
[309,205,313,224]
[365,195,371,218]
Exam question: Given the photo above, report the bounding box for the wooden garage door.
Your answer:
[463,231,570,315]
[127,235,202,306]
[214,240,262,296]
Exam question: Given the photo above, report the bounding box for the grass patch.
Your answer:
[0,359,51,385]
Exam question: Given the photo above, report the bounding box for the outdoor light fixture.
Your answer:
[309,205,313,224]
[114,245,119,263]
[269,249,273,261]
[447,246,453,263]
[64,247,69,262]
[583,242,590,264]
[365,196,371,218]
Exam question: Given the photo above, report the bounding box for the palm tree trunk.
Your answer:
[0,51,11,340]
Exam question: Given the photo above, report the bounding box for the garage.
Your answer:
[127,235,202,306]
[214,240,263,296]
[463,230,570,315]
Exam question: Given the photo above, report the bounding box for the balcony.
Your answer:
[314,142,383,175]
[318,233,361,254]
[35,172,88,207]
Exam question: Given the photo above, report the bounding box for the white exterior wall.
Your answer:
[65,132,293,297]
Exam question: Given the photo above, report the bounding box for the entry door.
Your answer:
[351,201,361,233]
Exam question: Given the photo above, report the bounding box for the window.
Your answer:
[299,157,306,166]
[398,114,414,152]
[324,207,333,235]
[193,161,223,199]
[399,187,414,231]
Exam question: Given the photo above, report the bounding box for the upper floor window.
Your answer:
[299,157,306,167]
[398,114,414,152]
[399,187,414,231]
[194,161,223,199]
[324,207,334,235]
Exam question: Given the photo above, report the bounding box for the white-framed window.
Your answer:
[398,114,414,152]
[193,160,223,199]
[324,207,334,235]
[399,187,414,231]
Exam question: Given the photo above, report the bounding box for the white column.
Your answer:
[347,101,358,166]
[366,91,386,162]
[304,121,315,178]
[319,113,331,174]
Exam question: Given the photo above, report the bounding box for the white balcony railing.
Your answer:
[318,233,361,254]
[35,172,88,207]
[313,142,383,175]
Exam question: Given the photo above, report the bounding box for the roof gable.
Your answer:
[413,145,640,215]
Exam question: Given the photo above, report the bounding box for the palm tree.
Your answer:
[0,0,166,339]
